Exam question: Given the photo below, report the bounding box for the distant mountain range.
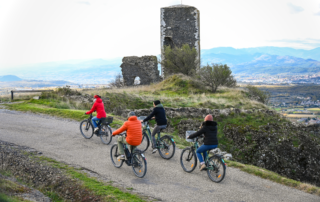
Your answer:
[2,46,320,84]
[0,75,22,82]
[0,78,76,88]
[201,47,320,75]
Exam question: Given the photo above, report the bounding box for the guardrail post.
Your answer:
[11,90,14,100]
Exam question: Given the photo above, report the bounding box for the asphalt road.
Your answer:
[0,108,319,202]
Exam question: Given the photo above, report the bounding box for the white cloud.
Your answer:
[316,11,320,16]
[268,38,320,49]
[78,1,90,5]
[287,2,304,14]
[0,0,320,69]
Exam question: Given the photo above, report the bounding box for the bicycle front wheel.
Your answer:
[80,120,94,139]
[136,132,150,152]
[158,135,175,160]
[207,156,226,183]
[100,124,113,145]
[110,144,124,168]
[132,152,147,178]
[180,147,197,173]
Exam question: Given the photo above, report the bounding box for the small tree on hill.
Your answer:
[198,63,237,93]
[160,44,199,77]
[245,85,271,104]
[109,73,124,88]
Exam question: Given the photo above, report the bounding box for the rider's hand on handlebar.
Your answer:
[84,113,87,115]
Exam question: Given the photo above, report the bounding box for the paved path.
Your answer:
[0,109,319,202]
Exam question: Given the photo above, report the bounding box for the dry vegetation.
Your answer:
[81,74,267,110]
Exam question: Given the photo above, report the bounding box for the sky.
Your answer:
[1,0,320,69]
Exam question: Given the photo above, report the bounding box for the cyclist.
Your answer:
[140,100,167,154]
[187,114,218,171]
[112,111,143,160]
[85,95,106,133]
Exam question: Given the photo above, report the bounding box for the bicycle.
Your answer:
[136,116,175,160]
[79,114,113,145]
[110,133,147,178]
[180,135,226,183]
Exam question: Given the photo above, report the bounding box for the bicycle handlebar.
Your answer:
[119,132,127,136]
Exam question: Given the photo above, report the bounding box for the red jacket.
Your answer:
[85,97,106,118]
[112,116,142,146]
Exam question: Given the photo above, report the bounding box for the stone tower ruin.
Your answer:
[120,56,161,86]
[160,5,200,77]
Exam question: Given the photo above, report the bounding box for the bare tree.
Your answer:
[160,44,199,77]
[109,73,124,88]
[198,64,237,93]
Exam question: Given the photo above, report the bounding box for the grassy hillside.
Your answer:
[82,74,266,110]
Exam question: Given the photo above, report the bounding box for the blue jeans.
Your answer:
[196,144,218,163]
[92,116,101,128]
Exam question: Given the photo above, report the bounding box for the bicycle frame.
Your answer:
[189,137,222,171]
[142,122,166,148]
[122,144,133,166]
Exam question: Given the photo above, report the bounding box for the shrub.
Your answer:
[109,73,125,88]
[245,85,270,104]
[160,44,199,77]
[198,63,237,93]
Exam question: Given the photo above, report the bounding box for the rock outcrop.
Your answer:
[223,123,320,186]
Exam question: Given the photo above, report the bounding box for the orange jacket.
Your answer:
[112,116,142,146]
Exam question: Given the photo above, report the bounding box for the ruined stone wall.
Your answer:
[120,56,161,86]
[161,5,200,77]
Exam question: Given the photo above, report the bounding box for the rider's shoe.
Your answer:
[117,155,125,160]
[94,127,99,134]
[152,148,158,154]
[199,163,206,171]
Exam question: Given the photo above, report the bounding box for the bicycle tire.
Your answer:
[207,155,226,183]
[110,144,124,168]
[100,124,113,145]
[136,132,150,152]
[131,152,147,178]
[80,120,94,139]
[158,135,175,160]
[180,147,197,173]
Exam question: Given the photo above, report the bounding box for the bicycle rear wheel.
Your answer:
[207,156,226,183]
[158,135,175,160]
[110,144,124,168]
[80,120,94,139]
[180,147,197,173]
[136,132,150,152]
[132,152,147,178]
[100,124,113,145]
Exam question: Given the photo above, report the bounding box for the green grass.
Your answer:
[225,160,320,196]
[0,170,64,202]
[0,177,33,202]
[0,193,32,202]
[4,100,124,128]
[34,156,146,202]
